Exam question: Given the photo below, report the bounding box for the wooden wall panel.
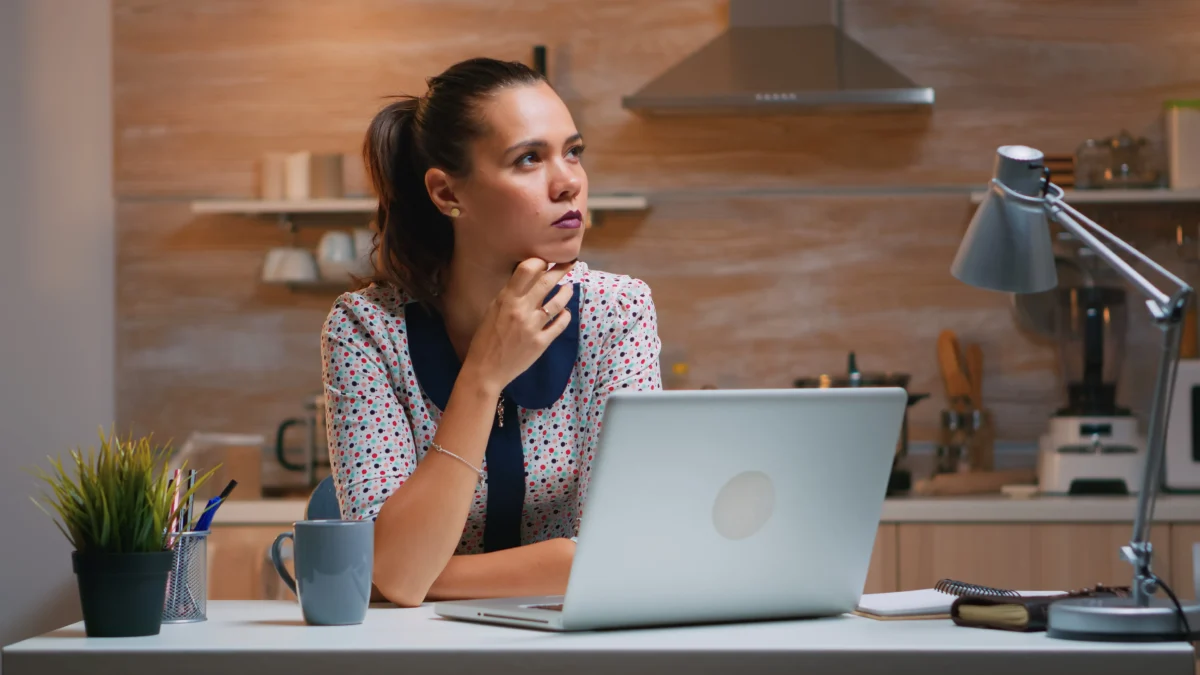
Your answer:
[114,182,1200,445]
[582,193,1060,442]
[116,200,347,443]
[114,0,1200,197]
[112,1,1200,445]
[116,193,1066,443]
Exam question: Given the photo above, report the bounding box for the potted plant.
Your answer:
[30,428,214,637]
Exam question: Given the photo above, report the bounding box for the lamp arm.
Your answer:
[1044,189,1193,604]
[1046,191,1189,311]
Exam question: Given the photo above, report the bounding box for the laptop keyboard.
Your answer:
[527,604,564,611]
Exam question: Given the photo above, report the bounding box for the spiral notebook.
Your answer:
[853,579,1066,621]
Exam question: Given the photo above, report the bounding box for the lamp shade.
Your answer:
[950,146,1059,294]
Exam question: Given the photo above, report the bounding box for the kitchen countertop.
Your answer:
[212,494,1200,526]
[3,600,1192,675]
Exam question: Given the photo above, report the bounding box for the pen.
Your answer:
[193,480,238,531]
[170,469,183,539]
[185,469,196,530]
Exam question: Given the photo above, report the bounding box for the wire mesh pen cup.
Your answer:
[163,530,208,623]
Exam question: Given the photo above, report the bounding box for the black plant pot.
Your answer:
[71,550,173,637]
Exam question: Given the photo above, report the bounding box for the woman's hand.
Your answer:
[462,258,574,394]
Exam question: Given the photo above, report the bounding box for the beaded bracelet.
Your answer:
[430,441,486,482]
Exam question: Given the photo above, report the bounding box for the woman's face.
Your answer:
[443,81,588,267]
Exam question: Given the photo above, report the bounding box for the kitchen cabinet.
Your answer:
[207,503,1200,602]
[1169,525,1200,599]
[209,524,901,600]
[897,523,1173,592]
[1032,524,1172,591]
[863,525,898,594]
[898,524,1035,591]
[208,525,292,601]
[207,523,903,601]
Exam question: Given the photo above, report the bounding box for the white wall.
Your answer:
[0,0,114,662]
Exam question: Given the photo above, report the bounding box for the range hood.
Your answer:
[621,0,933,114]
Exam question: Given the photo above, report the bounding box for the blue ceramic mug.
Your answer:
[271,519,373,625]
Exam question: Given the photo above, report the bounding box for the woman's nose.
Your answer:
[549,162,582,202]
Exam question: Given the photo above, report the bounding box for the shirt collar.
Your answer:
[406,282,581,411]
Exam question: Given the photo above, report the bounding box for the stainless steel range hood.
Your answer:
[621,0,933,114]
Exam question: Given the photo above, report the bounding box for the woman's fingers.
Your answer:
[506,258,550,297]
[525,263,571,304]
[540,307,571,341]
[537,283,574,325]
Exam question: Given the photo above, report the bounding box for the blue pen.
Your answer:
[193,496,222,531]
[193,479,238,531]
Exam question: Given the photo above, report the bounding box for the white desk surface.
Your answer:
[2,600,1194,675]
[213,494,1200,526]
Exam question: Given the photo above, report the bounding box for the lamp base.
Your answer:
[1047,596,1200,642]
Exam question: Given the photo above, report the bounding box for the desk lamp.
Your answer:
[951,145,1200,641]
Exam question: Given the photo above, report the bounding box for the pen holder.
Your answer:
[163,530,208,623]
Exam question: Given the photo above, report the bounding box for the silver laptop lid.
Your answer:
[561,387,906,631]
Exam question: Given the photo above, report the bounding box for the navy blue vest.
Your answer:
[404,284,581,552]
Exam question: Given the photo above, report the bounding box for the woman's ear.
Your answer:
[425,167,462,218]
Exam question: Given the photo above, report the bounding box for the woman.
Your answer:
[320,57,662,607]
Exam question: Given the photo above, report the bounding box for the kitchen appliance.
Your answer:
[274,394,330,489]
[1165,359,1200,491]
[1010,233,1101,342]
[1037,286,1146,495]
[621,0,933,114]
[794,352,929,494]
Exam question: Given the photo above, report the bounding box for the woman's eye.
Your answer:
[568,144,586,159]
[516,152,538,167]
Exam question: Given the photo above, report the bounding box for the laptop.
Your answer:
[433,387,907,631]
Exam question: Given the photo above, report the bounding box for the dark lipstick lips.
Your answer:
[552,209,583,229]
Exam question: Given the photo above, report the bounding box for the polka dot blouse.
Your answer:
[319,261,663,554]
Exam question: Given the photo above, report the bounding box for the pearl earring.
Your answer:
[449,207,461,218]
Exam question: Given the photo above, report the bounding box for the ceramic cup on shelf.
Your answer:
[260,152,288,201]
[263,247,319,284]
[283,151,312,201]
[308,153,344,199]
[317,230,354,264]
[341,152,369,197]
[317,231,355,281]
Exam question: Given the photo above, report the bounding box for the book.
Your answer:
[951,585,1130,632]
[854,579,1132,628]
[853,580,1066,621]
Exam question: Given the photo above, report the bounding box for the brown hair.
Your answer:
[362,57,546,306]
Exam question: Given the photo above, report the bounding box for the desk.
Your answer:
[3,601,1195,675]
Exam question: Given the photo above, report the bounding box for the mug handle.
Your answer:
[270,532,297,596]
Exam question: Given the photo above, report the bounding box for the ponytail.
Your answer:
[363,96,453,307]
[361,57,546,307]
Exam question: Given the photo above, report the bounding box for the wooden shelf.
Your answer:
[193,198,376,214]
[969,187,1200,205]
[191,194,649,215]
[263,279,356,292]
